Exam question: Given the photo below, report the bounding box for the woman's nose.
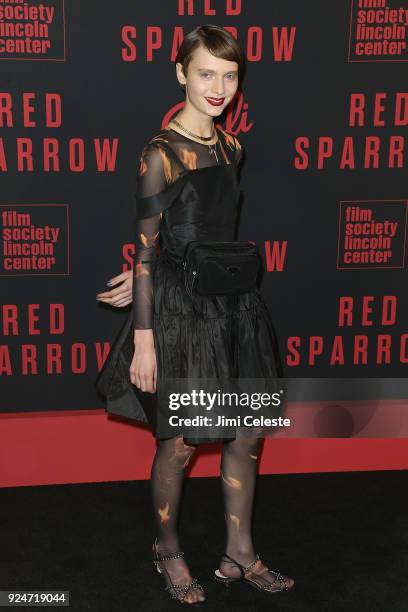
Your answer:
[212,77,225,96]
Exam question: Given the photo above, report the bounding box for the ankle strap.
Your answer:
[222,552,260,573]
[155,550,185,561]
[153,536,185,562]
[244,554,260,572]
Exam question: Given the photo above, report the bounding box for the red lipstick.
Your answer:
[205,97,225,106]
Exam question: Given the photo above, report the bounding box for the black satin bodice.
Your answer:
[160,164,241,261]
[132,126,244,329]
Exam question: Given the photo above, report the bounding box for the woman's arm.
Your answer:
[131,212,161,391]
[233,134,244,166]
[130,141,170,392]
[132,212,161,332]
[95,142,167,314]
[132,141,169,331]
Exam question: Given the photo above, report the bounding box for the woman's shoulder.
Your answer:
[217,126,244,166]
[138,129,176,175]
[216,126,242,152]
[137,129,186,187]
[139,128,184,166]
[140,129,172,152]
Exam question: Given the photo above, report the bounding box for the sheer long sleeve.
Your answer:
[133,213,161,329]
[233,135,244,166]
[132,142,168,330]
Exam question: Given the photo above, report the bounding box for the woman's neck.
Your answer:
[172,109,215,139]
[168,112,218,145]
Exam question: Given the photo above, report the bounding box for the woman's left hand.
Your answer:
[96,270,133,307]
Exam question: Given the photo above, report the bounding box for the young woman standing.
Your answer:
[96,24,294,605]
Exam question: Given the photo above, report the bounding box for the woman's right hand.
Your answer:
[96,270,133,308]
[129,330,157,393]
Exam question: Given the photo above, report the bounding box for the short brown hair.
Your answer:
[175,24,245,91]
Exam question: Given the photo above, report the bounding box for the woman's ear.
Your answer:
[175,62,186,88]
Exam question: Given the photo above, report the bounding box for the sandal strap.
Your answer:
[221,552,290,591]
[154,550,184,561]
[245,568,289,592]
[221,552,260,579]
[269,569,289,590]
[153,539,204,601]
[244,554,260,572]
[152,537,185,562]
[250,559,290,591]
[165,577,203,600]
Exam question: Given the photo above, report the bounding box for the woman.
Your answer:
[96,25,294,604]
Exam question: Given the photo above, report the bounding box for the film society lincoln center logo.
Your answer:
[337,199,408,269]
[0,204,69,276]
[348,0,408,62]
[0,0,65,61]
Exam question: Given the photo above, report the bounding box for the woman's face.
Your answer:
[176,45,239,117]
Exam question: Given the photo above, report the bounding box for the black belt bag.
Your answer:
[182,240,261,298]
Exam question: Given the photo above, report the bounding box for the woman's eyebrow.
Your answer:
[197,68,238,74]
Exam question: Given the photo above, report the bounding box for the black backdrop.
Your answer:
[1,0,407,413]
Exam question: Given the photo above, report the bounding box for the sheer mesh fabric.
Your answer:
[151,434,288,599]
[151,435,261,552]
[132,127,243,330]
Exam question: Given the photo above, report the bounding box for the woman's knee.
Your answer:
[171,435,198,466]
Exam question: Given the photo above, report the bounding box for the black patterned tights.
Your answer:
[150,434,263,601]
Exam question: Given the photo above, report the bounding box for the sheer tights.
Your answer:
[218,437,294,591]
[151,435,203,603]
[151,434,292,603]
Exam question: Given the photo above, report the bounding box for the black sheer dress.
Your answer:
[96,125,283,444]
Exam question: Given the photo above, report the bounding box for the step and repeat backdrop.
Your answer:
[1,0,407,416]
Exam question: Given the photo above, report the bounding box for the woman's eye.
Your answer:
[200,72,236,79]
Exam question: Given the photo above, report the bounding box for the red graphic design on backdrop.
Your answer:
[1,204,69,275]
[287,295,408,367]
[122,25,296,63]
[337,200,408,268]
[0,93,119,172]
[349,0,408,62]
[0,302,111,376]
[121,0,296,64]
[1,0,407,405]
[294,92,408,169]
[163,91,254,136]
[0,0,66,61]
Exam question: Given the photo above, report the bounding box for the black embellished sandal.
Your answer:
[214,552,294,593]
[152,538,205,604]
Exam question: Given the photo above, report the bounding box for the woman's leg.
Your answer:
[220,436,262,565]
[151,434,205,603]
[219,435,294,590]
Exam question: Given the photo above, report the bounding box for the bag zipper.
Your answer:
[185,253,259,296]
